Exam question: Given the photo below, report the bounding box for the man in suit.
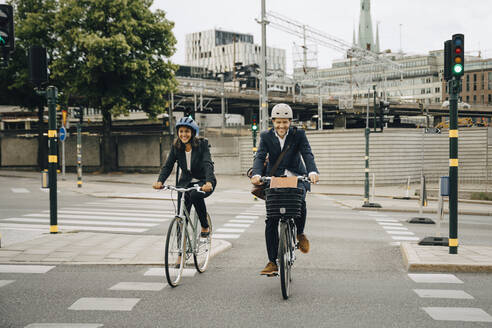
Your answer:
[250,103,319,276]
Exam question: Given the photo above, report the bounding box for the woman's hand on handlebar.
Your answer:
[201,182,213,192]
[152,181,163,189]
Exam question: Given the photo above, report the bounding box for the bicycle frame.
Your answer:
[175,190,201,257]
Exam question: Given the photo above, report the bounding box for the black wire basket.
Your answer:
[265,187,303,219]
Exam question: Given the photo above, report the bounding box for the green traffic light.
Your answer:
[0,36,5,45]
[453,64,463,74]
[252,125,257,131]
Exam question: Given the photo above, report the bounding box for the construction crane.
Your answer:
[265,10,404,102]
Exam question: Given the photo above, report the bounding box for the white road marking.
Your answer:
[422,307,492,322]
[109,282,166,291]
[0,280,15,288]
[382,226,408,230]
[235,215,259,219]
[11,188,30,193]
[24,213,170,221]
[408,274,463,284]
[378,222,403,226]
[68,297,140,311]
[389,242,401,246]
[212,233,240,239]
[144,268,196,277]
[391,236,419,241]
[43,210,166,218]
[224,223,250,228]
[4,218,158,227]
[414,289,474,299]
[376,219,398,222]
[25,324,103,328]
[0,265,55,274]
[0,223,147,233]
[216,228,245,233]
[59,207,173,215]
[385,231,415,235]
[229,219,255,223]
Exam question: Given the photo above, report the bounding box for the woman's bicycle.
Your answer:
[261,176,310,300]
[161,185,212,287]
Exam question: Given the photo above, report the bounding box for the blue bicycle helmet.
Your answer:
[175,117,199,136]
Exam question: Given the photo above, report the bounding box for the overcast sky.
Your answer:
[153,0,491,73]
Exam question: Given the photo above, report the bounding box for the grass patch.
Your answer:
[470,192,492,201]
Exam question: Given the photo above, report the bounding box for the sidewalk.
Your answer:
[0,232,231,265]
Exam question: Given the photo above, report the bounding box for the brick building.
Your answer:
[442,58,492,106]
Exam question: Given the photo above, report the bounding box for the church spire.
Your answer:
[357,0,375,52]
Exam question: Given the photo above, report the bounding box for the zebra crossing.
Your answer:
[0,199,175,234]
[211,203,264,240]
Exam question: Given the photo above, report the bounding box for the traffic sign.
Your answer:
[425,127,441,134]
[59,126,67,141]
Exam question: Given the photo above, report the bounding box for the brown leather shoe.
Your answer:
[260,261,278,275]
[297,234,310,253]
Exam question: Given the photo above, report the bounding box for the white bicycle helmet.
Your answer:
[271,103,293,119]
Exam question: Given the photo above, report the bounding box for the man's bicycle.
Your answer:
[161,185,212,287]
[261,176,310,299]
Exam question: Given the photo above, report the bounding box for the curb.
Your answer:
[353,206,492,217]
[400,242,492,273]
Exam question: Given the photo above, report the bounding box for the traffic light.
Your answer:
[0,4,14,51]
[451,34,464,77]
[251,115,258,131]
[444,40,452,82]
[73,107,83,124]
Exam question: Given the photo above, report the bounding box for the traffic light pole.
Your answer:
[448,78,460,254]
[259,0,269,131]
[42,86,59,233]
[77,120,82,188]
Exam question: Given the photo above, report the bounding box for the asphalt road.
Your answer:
[1,176,492,327]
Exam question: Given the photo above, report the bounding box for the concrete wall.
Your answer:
[64,135,100,167]
[1,136,38,166]
[239,127,490,185]
[118,135,161,168]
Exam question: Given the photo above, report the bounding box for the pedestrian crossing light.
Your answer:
[451,34,464,77]
[0,4,14,51]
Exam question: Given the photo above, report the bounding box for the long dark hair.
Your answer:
[173,133,201,150]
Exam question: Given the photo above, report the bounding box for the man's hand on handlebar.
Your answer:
[250,176,263,185]
[309,173,319,184]
[152,181,163,189]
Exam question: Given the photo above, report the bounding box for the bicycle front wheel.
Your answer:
[165,217,186,287]
[279,221,292,299]
[194,213,212,273]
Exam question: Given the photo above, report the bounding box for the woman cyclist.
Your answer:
[153,117,216,237]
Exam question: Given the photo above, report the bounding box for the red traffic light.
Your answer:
[455,47,462,54]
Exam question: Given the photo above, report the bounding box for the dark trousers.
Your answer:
[183,182,214,229]
[265,182,307,263]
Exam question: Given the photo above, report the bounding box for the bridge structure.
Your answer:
[172,76,492,129]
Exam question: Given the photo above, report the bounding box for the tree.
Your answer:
[52,0,178,172]
[0,0,58,169]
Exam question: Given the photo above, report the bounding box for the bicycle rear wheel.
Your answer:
[279,221,292,299]
[194,212,212,273]
[165,217,185,287]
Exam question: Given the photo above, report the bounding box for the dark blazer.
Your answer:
[252,127,318,190]
[158,138,216,187]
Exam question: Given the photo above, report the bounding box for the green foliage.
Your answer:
[0,0,58,108]
[470,192,492,201]
[51,0,178,118]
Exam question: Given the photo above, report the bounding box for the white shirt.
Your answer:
[252,129,318,179]
[185,150,199,183]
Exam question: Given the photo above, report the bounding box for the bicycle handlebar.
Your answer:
[260,176,311,183]
[161,184,205,194]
